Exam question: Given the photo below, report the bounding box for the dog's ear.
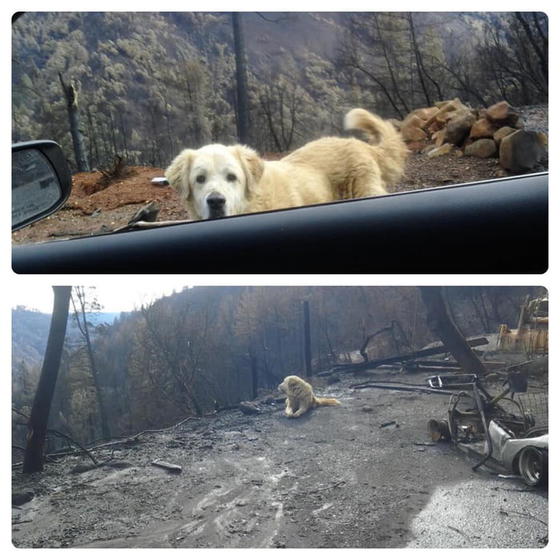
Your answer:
[231,145,264,196]
[165,149,194,199]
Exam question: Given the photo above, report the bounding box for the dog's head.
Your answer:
[165,144,264,220]
[278,375,302,396]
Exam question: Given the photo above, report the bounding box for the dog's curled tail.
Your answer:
[344,108,409,186]
[314,397,341,407]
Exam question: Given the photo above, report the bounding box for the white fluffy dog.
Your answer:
[166,108,408,220]
[278,375,341,418]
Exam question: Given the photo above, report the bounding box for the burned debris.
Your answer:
[427,372,548,487]
[316,290,549,489]
[317,337,489,378]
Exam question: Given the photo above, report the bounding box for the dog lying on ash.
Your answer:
[278,375,341,418]
[165,108,408,220]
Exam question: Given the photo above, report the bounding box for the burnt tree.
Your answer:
[420,287,486,375]
[23,286,72,473]
[71,287,112,440]
[232,12,250,144]
[302,300,312,377]
[59,73,89,172]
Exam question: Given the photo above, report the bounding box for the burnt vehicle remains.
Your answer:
[428,372,548,487]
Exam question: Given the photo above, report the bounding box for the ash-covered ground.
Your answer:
[12,369,548,548]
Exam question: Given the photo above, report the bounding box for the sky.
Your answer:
[11,280,192,314]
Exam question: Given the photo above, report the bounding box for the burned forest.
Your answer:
[12,286,548,548]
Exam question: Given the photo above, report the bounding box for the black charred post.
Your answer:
[58,73,90,172]
[250,351,259,400]
[303,300,312,377]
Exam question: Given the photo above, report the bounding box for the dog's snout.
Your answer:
[207,192,226,209]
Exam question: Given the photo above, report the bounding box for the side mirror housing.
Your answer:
[12,140,72,231]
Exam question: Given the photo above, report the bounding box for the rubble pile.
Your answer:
[394,99,548,172]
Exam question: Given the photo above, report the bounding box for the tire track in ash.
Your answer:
[167,454,298,547]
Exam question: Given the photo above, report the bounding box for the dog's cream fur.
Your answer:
[166,108,408,220]
[278,375,340,418]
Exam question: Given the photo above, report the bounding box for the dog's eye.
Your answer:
[196,175,206,184]
[226,173,237,182]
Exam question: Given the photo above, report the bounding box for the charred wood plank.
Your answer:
[317,337,488,376]
[151,459,182,473]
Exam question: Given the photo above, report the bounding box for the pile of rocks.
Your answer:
[395,99,548,172]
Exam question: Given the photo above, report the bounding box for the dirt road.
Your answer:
[12,373,548,548]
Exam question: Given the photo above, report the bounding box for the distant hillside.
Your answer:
[12,307,53,369]
[12,307,122,369]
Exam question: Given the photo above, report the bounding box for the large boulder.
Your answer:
[485,101,520,126]
[499,130,547,172]
[537,132,548,148]
[465,138,497,158]
[469,118,498,139]
[493,126,517,145]
[424,98,469,128]
[410,106,439,121]
[402,113,425,128]
[400,123,427,143]
[444,109,476,145]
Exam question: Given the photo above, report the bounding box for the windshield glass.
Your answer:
[12,12,548,243]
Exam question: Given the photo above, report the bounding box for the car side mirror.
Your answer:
[12,140,72,231]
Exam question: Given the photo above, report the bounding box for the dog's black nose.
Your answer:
[207,193,226,210]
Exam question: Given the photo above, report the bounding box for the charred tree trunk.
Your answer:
[302,300,312,377]
[59,73,89,172]
[407,13,432,107]
[407,13,443,105]
[372,14,410,116]
[72,289,111,440]
[82,326,112,440]
[23,286,72,473]
[232,12,250,144]
[514,12,548,86]
[420,287,486,375]
[249,350,259,400]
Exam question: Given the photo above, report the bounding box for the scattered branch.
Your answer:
[47,429,98,465]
